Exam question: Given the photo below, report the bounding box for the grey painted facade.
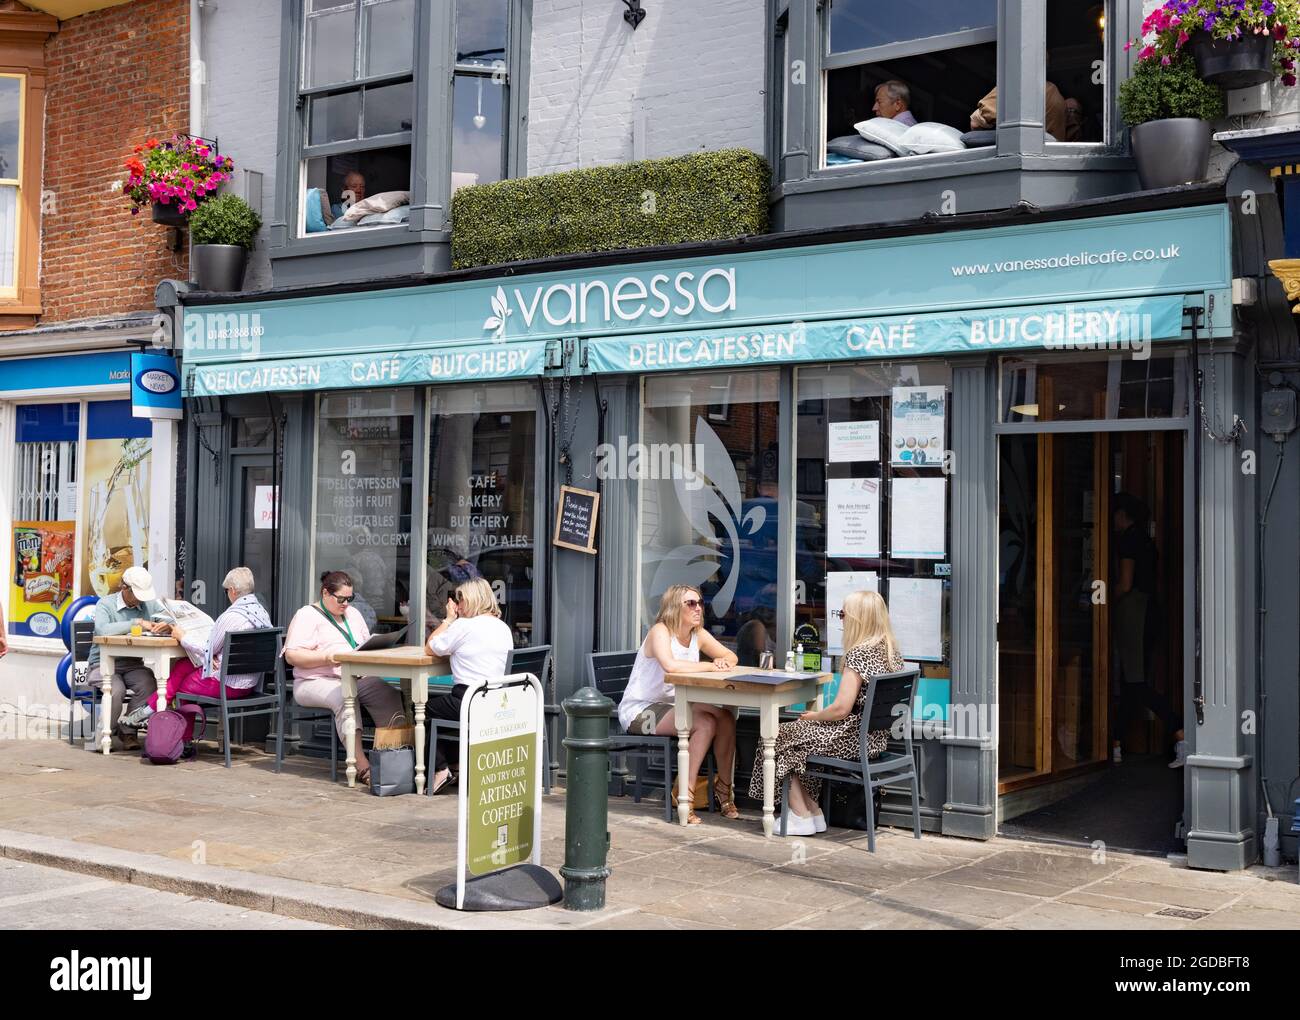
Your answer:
[162,0,1300,869]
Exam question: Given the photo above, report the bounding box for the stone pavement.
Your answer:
[0,740,1297,930]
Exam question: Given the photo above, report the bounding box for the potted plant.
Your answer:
[1118,55,1225,190]
[187,193,262,292]
[1127,0,1300,90]
[122,135,234,225]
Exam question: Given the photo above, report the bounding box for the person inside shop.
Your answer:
[283,570,407,785]
[422,576,515,794]
[85,567,169,751]
[341,170,366,209]
[736,615,770,667]
[121,567,273,728]
[618,585,742,823]
[872,80,917,127]
[969,82,1068,141]
[1110,494,1187,768]
[758,589,904,837]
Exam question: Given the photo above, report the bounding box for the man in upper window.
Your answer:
[872,80,917,127]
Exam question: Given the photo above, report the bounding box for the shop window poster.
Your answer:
[9,521,75,637]
[82,436,151,597]
[890,385,946,466]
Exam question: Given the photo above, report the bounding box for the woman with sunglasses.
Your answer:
[423,577,514,794]
[754,589,904,836]
[284,570,407,785]
[618,585,741,823]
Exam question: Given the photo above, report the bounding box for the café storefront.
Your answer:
[176,193,1263,870]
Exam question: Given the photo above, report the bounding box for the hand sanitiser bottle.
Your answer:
[784,646,796,672]
[794,643,804,671]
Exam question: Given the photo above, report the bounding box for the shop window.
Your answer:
[425,383,537,647]
[1001,353,1188,423]
[1048,2,1108,143]
[793,363,953,710]
[83,402,152,600]
[0,75,21,296]
[452,0,511,190]
[313,389,414,634]
[822,0,997,169]
[298,0,414,237]
[640,372,781,655]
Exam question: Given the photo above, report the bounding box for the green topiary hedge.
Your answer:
[451,148,770,269]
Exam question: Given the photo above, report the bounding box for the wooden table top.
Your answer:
[94,635,180,648]
[334,645,451,670]
[666,668,832,695]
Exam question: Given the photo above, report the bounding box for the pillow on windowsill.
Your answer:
[898,122,966,156]
[852,116,910,155]
[826,135,895,162]
[340,189,411,223]
[328,204,411,229]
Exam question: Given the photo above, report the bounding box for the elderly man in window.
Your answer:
[872,80,917,127]
[122,567,272,727]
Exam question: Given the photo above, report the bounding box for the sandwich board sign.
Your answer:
[449,671,545,910]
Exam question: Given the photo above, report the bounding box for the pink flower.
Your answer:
[1161,54,1172,64]
[1285,72,1298,86]
[1140,44,1156,60]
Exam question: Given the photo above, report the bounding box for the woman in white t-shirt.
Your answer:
[424,576,515,794]
[619,585,740,824]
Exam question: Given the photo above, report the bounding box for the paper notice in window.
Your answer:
[890,385,946,467]
[890,477,946,559]
[888,576,944,662]
[826,478,881,557]
[827,421,879,463]
[826,571,878,654]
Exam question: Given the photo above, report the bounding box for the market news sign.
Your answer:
[454,671,544,909]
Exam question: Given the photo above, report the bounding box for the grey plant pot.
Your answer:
[1190,30,1274,89]
[193,243,248,293]
[1130,118,1212,191]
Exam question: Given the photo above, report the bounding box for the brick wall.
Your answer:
[41,0,189,324]
[527,0,766,176]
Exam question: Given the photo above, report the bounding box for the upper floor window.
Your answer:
[453,0,511,190]
[1048,2,1108,145]
[822,0,998,170]
[0,73,23,298]
[299,0,416,237]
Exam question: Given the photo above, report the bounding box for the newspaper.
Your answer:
[152,599,216,666]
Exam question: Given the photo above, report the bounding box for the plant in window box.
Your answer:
[122,135,234,226]
[1126,0,1300,89]
[187,193,262,293]
[1118,55,1225,190]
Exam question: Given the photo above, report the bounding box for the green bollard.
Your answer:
[561,686,614,911]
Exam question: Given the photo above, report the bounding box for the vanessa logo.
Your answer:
[50,952,151,1000]
[482,268,737,339]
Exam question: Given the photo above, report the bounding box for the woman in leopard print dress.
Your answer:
[750,590,905,834]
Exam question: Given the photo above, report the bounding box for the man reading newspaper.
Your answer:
[121,567,272,726]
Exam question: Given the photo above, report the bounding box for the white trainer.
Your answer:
[779,811,817,837]
[811,810,828,833]
[1168,740,1189,769]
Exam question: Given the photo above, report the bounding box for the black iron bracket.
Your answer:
[621,1,646,30]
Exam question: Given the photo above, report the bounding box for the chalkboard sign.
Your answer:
[553,485,599,554]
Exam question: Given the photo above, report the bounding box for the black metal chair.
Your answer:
[781,667,922,851]
[589,649,714,823]
[66,620,99,746]
[176,627,285,768]
[274,641,339,781]
[428,644,555,795]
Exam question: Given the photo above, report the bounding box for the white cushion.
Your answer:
[898,122,966,155]
[852,116,910,155]
[341,190,411,222]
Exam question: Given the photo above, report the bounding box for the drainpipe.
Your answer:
[190,0,203,138]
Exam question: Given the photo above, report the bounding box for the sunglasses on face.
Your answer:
[329,592,355,604]
[681,599,703,610]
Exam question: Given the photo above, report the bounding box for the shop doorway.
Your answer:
[231,454,277,620]
[996,429,1185,854]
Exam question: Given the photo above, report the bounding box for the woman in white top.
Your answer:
[619,584,740,824]
[424,576,515,794]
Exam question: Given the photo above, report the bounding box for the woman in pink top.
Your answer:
[284,570,406,784]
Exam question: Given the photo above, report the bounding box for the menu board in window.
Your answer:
[553,485,599,555]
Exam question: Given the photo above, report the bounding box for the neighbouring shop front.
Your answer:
[0,334,181,739]
[177,193,1265,869]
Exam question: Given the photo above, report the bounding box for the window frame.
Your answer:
[0,72,24,301]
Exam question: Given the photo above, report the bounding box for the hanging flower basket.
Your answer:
[122,135,234,224]
[1126,1,1300,90]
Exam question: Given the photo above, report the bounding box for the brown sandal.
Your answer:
[670,785,702,824]
[714,778,742,820]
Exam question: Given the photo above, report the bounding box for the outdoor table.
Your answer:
[93,634,187,755]
[667,667,832,837]
[334,646,451,792]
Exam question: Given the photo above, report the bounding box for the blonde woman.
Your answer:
[754,590,904,837]
[424,576,514,794]
[618,585,740,823]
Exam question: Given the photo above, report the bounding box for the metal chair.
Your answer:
[428,644,555,795]
[781,667,922,851]
[589,649,714,822]
[176,627,285,768]
[275,644,339,781]
[66,620,99,746]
